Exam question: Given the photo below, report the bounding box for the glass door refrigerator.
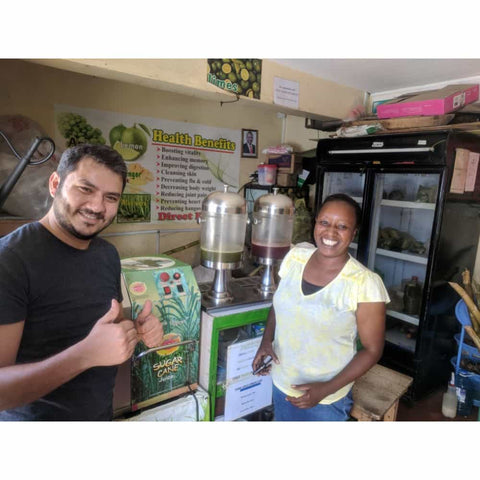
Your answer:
[315,130,480,400]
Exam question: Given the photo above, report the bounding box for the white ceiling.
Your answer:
[271,59,480,94]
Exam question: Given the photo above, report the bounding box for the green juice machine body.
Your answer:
[113,255,201,416]
[198,289,272,421]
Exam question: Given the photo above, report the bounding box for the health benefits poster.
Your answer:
[54,105,240,225]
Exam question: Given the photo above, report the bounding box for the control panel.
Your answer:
[155,269,188,300]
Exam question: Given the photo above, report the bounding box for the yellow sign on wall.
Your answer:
[207,59,262,99]
[54,105,241,225]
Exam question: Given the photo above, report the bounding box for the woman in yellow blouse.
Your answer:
[252,193,389,421]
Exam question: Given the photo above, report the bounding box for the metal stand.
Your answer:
[254,256,279,297]
[206,269,233,304]
[259,263,276,296]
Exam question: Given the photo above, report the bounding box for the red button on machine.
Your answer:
[163,286,171,295]
[160,272,170,282]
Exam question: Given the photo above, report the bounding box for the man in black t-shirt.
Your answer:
[0,144,164,420]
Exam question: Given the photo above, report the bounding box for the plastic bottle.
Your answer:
[456,371,473,417]
[404,276,422,315]
[441,372,457,418]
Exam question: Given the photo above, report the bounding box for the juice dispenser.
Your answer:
[198,185,248,303]
[251,188,294,295]
[197,190,280,421]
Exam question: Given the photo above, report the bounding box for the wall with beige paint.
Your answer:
[30,59,366,121]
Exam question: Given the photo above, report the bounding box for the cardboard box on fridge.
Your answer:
[276,172,297,186]
[377,84,479,119]
[266,153,302,173]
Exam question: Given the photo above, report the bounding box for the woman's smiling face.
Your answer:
[314,200,358,259]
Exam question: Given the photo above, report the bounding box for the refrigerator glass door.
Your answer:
[323,171,365,259]
[367,172,440,353]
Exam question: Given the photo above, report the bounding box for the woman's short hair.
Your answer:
[319,193,362,228]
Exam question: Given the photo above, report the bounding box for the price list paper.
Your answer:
[224,337,273,421]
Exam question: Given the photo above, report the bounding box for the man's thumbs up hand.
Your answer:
[135,299,152,325]
[79,299,138,368]
[135,300,164,348]
[97,299,121,324]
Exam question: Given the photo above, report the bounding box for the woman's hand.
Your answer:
[252,341,279,376]
[286,382,332,408]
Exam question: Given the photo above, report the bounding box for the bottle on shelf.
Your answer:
[456,371,474,417]
[441,372,457,418]
[403,276,422,315]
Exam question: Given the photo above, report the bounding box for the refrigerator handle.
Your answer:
[328,147,434,155]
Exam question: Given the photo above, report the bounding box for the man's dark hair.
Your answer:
[319,193,362,228]
[57,144,128,190]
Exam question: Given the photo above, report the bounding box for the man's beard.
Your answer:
[53,192,112,241]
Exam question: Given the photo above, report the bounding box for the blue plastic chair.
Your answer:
[454,299,480,414]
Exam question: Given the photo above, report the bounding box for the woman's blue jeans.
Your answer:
[272,383,353,421]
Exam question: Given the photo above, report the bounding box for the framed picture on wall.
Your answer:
[241,129,258,158]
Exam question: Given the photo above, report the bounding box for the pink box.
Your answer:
[377,84,479,119]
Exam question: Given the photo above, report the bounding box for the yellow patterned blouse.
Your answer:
[271,244,390,404]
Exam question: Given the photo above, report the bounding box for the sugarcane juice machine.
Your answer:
[113,255,201,417]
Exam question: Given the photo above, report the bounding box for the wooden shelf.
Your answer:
[375,121,480,135]
[344,119,480,136]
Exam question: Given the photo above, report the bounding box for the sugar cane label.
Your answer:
[153,355,184,379]
[131,344,189,399]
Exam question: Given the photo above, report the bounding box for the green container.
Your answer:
[121,255,201,411]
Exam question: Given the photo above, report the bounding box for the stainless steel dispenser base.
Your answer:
[253,256,279,297]
[199,276,272,313]
[258,263,277,296]
[203,269,233,305]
